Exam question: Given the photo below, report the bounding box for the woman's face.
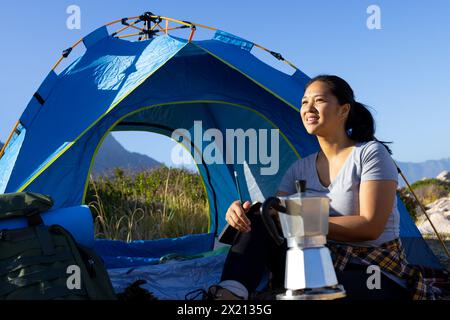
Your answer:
[300,81,349,137]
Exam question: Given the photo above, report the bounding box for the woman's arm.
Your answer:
[328,180,397,242]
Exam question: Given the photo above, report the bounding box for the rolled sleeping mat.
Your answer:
[0,205,95,248]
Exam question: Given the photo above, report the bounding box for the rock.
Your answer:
[417,197,450,236]
[429,197,450,211]
[436,171,450,183]
[418,213,450,235]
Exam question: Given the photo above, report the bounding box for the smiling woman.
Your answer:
[211,75,436,301]
[294,75,396,244]
[301,75,382,148]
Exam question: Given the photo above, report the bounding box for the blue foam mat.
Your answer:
[95,233,215,269]
[0,205,94,248]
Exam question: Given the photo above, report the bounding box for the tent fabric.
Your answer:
[0,29,443,273]
[83,26,110,49]
[194,38,304,109]
[108,253,227,300]
[97,233,227,299]
[107,253,270,300]
[397,194,442,268]
[8,35,187,194]
[213,30,254,52]
[0,124,26,193]
[100,233,269,299]
[20,71,59,128]
[95,233,215,269]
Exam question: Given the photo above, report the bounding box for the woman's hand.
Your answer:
[226,200,252,233]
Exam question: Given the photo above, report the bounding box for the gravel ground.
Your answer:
[424,238,450,272]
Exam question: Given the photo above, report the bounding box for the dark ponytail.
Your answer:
[305,75,392,154]
[345,101,374,142]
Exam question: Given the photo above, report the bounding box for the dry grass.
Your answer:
[85,166,209,241]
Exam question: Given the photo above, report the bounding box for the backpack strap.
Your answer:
[34,226,56,256]
[26,212,43,226]
[23,209,56,256]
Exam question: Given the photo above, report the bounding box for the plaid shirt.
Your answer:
[327,238,435,300]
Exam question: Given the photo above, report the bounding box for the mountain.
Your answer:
[396,158,450,185]
[92,134,161,175]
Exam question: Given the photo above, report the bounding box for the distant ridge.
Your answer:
[396,158,450,185]
[92,134,161,176]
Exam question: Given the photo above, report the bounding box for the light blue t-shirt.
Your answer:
[278,140,400,247]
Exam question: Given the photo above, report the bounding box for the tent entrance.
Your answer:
[84,128,212,242]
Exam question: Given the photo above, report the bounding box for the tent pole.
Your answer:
[105,16,140,27]
[0,120,20,159]
[50,13,301,74]
[396,163,450,258]
[111,19,142,38]
[188,25,196,42]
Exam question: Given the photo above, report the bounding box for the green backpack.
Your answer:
[0,192,117,300]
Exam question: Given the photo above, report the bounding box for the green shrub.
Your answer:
[85,166,209,241]
[410,178,450,205]
[398,178,450,222]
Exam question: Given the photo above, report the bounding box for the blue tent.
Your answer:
[0,14,442,298]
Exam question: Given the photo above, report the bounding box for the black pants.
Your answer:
[221,213,410,300]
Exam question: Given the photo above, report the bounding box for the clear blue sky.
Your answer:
[1,0,449,165]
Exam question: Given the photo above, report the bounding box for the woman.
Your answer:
[207,75,431,300]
